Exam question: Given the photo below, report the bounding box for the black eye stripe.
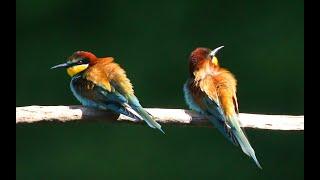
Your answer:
[76,58,89,64]
[67,58,89,66]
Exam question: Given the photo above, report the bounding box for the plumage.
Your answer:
[183,47,262,168]
[52,51,164,134]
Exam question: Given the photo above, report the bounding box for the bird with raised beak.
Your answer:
[183,46,262,168]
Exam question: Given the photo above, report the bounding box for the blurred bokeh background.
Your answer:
[16,0,304,179]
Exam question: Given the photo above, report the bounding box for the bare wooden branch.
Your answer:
[16,105,304,130]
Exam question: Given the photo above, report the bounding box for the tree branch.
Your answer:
[16,105,304,130]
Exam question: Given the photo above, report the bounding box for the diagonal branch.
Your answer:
[16,105,304,130]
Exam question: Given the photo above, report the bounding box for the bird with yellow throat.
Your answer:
[51,51,164,134]
[183,46,262,168]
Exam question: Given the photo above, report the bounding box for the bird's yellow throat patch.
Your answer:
[67,64,89,77]
[212,56,218,66]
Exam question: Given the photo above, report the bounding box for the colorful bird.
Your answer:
[183,46,262,168]
[51,51,164,134]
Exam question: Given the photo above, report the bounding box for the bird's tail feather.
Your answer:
[229,116,262,169]
[128,96,165,134]
[133,106,165,134]
[207,114,239,146]
[102,103,142,121]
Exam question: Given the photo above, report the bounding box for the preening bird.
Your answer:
[51,51,164,134]
[183,46,262,168]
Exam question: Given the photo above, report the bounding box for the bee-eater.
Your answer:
[183,46,262,168]
[51,51,164,134]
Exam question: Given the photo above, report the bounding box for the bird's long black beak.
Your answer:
[209,46,224,57]
[50,63,68,69]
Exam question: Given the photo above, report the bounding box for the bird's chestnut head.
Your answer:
[188,46,224,75]
[51,51,98,77]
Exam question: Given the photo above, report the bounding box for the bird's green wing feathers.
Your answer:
[202,94,262,169]
[97,80,164,133]
[202,95,239,146]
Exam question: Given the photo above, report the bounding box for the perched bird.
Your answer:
[183,46,262,168]
[51,51,164,133]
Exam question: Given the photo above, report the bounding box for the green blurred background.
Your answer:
[16,0,304,179]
